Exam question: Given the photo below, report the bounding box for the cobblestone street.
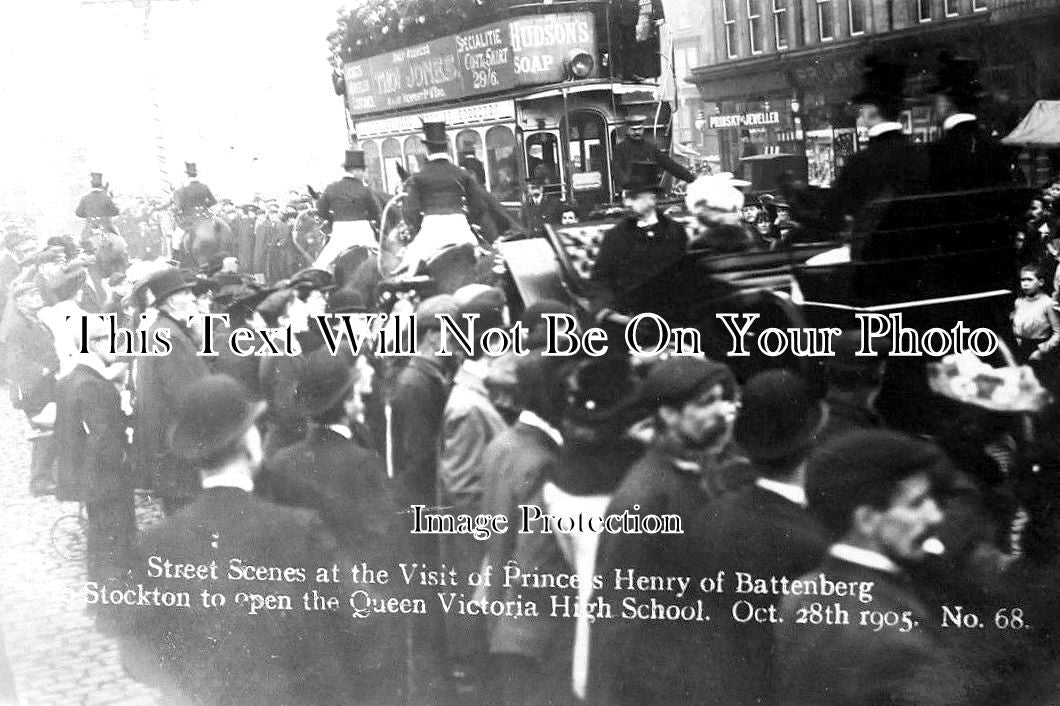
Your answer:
[0,393,160,706]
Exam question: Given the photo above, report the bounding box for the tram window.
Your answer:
[485,126,519,201]
[403,135,427,174]
[563,111,609,200]
[381,138,403,193]
[456,129,486,187]
[360,139,383,192]
[525,133,560,185]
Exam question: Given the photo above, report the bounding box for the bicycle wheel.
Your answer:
[50,514,86,562]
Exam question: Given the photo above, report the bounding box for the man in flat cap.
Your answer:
[119,374,402,704]
[612,115,695,197]
[776,430,964,705]
[75,172,119,234]
[589,356,740,705]
[928,53,1012,191]
[132,268,209,515]
[314,149,380,271]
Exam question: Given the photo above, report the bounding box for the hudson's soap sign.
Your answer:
[344,12,596,116]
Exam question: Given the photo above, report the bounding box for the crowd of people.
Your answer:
[4,44,1060,706]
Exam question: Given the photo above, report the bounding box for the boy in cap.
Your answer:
[776,430,961,705]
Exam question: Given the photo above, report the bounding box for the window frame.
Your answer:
[848,0,865,35]
[944,0,959,16]
[723,0,739,59]
[773,0,789,50]
[817,0,835,41]
[918,0,932,23]
[972,0,988,11]
[747,0,764,55]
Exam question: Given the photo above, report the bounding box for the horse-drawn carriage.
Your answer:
[344,182,1030,428]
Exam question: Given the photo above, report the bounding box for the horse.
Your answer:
[177,210,234,271]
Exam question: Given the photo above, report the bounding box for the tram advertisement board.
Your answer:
[344,11,596,116]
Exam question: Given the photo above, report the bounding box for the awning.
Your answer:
[1002,100,1060,147]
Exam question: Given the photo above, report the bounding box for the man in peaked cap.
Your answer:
[119,374,402,704]
[313,149,380,271]
[172,161,218,233]
[823,55,929,232]
[75,172,119,234]
[928,52,1012,191]
[612,114,695,196]
[589,356,740,704]
[132,268,209,515]
[401,121,490,272]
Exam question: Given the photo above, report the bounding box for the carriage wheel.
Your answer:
[49,512,86,562]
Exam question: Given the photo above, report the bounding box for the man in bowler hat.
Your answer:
[119,374,402,704]
[677,369,830,705]
[313,149,380,271]
[132,268,209,515]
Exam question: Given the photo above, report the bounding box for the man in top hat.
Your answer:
[132,268,209,515]
[823,56,929,232]
[172,161,218,232]
[589,356,741,705]
[928,53,1012,191]
[612,115,695,196]
[75,172,120,233]
[313,150,380,272]
[401,121,489,271]
[775,430,963,705]
[590,161,690,320]
[673,369,829,705]
[119,374,401,704]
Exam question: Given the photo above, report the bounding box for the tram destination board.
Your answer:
[343,11,596,116]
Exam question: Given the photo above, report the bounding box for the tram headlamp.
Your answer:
[566,50,595,79]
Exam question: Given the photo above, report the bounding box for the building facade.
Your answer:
[687,0,1060,186]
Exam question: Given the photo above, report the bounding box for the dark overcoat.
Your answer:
[54,364,130,503]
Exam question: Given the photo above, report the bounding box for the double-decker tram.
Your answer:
[335,0,671,215]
